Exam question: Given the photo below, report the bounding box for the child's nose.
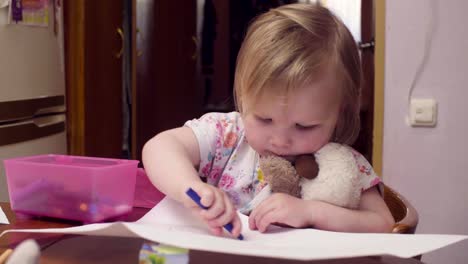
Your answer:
[270,133,292,151]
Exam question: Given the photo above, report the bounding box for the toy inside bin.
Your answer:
[4,154,139,223]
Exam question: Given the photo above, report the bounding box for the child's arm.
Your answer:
[142,127,242,237]
[249,186,395,233]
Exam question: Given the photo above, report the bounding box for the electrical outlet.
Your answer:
[409,98,437,127]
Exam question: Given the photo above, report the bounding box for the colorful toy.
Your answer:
[249,143,362,211]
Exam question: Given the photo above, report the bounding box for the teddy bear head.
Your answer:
[257,143,362,209]
[259,154,319,198]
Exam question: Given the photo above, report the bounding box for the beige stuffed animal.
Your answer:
[249,143,361,211]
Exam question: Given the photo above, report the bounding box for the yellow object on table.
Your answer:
[139,242,189,264]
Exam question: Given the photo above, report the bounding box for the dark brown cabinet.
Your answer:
[134,1,201,161]
[64,0,201,161]
[64,0,124,159]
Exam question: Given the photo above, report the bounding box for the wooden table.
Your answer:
[0,202,424,264]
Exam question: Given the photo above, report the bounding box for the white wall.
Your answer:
[383,0,468,263]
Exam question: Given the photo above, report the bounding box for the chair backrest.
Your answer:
[383,185,419,234]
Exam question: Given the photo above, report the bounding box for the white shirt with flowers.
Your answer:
[185,112,381,214]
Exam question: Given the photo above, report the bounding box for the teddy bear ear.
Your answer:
[295,154,319,180]
[259,156,295,181]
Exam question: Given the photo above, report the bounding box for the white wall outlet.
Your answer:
[409,98,437,127]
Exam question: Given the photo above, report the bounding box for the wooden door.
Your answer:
[352,0,375,162]
[133,1,201,161]
[64,0,124,158]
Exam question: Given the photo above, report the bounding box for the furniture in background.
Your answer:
[64,1,203,161]
[384,185,419,234]
[384,185,420,261]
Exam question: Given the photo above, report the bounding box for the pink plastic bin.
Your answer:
[3,154,139,223]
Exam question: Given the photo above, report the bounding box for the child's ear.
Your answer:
[294,154,318,180]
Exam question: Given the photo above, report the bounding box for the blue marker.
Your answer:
[185,188,244,240]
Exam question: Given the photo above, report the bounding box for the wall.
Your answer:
[0,3,67,202]
[383,0,468,263]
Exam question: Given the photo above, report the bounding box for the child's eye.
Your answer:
[255,116,272,124]
[296,124,318,130]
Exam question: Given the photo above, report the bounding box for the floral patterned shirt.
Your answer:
[185,112,381,213]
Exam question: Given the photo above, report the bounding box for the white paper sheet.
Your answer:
[1,198,467,261]
[0,206,9,224]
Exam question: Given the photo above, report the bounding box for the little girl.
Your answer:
[142,3,394,238]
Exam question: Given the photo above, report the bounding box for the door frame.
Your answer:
[373,0,385,175]
[63,1,85,156]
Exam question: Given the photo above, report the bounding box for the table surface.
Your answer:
[0,202,424,264]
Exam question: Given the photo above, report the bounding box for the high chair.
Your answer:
[383,185,419,234]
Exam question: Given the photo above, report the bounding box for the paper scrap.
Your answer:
[0,206,9,224]
[1,198,467,261]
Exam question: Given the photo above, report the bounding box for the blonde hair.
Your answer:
[234,3,362,144]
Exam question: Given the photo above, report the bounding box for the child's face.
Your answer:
[242,69,341,161]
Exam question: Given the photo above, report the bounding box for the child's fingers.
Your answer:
[208,226,223,236]
[188,185,242,237]
[206,193,236,227]
[197,186,215,208]
[183,183,213,209]
[248,208,258,230]
[249,199,276,230]
[256,209,278,232]
[201,190,225,220]
[207,201,242,238]
[229,214,243,238]
[221,193,237,225]
[248,202,263,230]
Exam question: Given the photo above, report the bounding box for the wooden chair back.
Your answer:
[383,185,419,234]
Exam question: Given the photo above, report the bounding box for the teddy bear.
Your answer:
[247,143,362,211]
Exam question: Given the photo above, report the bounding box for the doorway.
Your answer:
[133,0,376,161]
[64,0,377,164]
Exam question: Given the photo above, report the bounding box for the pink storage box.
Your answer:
[4,154,139,223]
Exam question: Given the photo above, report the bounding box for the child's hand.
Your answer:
[184,183,242,238]
[249,193,314,232]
